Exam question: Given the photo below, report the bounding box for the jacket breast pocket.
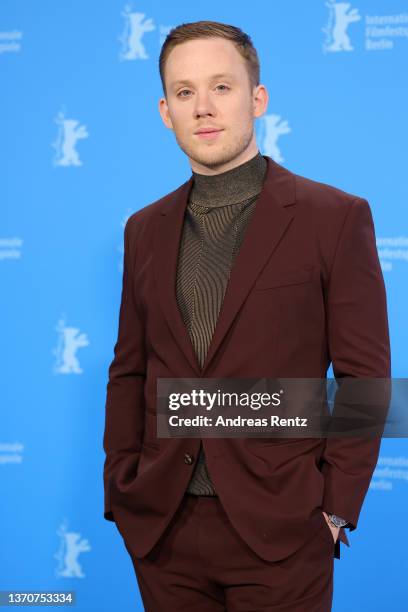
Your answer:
[253,265,314,291]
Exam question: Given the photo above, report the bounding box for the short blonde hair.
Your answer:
[159,20,260,97]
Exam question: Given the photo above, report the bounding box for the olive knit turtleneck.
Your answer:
[189,150,267,208]
[175,151,267,496]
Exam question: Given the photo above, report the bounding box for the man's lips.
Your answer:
[195,129,224,140]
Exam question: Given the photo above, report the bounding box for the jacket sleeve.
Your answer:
[103,215,146,521]
[320,197,391,531]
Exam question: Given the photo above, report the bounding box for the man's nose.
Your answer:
[193,92,217,118]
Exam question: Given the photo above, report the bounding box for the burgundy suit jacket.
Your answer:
[103,155,391,562]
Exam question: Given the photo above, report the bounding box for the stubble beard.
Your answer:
[175,123,254,172]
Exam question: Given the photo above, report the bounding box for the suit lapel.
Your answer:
[153,155,296,377]
[153,175,202,375]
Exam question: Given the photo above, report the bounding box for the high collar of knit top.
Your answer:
[189,151,267,208]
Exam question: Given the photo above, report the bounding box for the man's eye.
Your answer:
[177,85,230,98]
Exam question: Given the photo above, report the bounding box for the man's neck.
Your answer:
[189,151,267,208]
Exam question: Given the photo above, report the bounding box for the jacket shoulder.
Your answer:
[292,169,366,214]
[124,179,190,236]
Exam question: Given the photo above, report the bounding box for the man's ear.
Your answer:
[158,97,174,130]
[253,84,269,119]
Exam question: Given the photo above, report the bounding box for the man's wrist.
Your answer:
[327,513,349,528]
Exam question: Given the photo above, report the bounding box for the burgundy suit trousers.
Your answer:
[126,493,335,611]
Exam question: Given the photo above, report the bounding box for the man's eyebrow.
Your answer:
[170,73,236,88]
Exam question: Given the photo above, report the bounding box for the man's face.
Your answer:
[159,37,268,173]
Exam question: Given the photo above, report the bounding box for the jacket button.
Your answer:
[263,532,269,539]
[184,453,194,464]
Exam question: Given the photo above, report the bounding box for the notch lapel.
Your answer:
[153,156,296,377]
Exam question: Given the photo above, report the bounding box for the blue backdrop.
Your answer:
[2,1,407,610]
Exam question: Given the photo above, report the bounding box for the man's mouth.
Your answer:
[195,129,224,140]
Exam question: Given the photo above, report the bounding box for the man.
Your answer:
[103,20,390,611]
